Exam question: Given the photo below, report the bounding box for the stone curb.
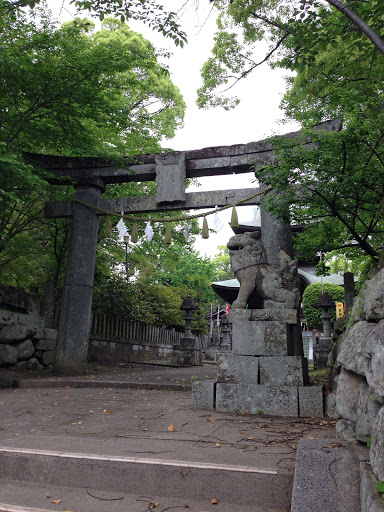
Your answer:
[14,378,197,392]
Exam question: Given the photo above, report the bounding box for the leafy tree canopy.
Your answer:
[197,0,384,263]
[0,0,187,46]
[0,5,186,295]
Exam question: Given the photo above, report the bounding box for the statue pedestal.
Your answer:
[192,310,324,417]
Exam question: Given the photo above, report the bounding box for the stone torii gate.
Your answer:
[28,119,340,375]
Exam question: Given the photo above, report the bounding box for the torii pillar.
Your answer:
[53,178,105,375]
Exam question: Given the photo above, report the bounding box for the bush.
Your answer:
[303,283,344,330]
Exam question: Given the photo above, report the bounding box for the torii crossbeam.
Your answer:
[28,119,340,374]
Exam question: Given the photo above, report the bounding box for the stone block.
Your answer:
[229,309,297,324]
[27,357,44,371]
[337,321,377,376]
[360,462,384,512]
[363,268,384,322]
[365,321,384,397]
[192,380,215,410]
[216,353,258,384]
[325,392,338,418]
[232,321,288,356]
[355,381,382,442]
[336,419,356,443]
[0,344,17,365]
[370,405,384,482]
[336,369,363,422]
[215,383,299,416]
[259,356,308,386]
[35,327,58,341]
[15,339,34,360]
[298,385,324,417]
[0,324,37,344]
[41,350,54,366]
[34,339,56,351]
[155,153,186,203]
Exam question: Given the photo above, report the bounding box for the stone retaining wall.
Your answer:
[332,268,384,511]
[0,310,57,371]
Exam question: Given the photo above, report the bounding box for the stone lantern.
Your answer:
[172,295,202,367]
[180,295,197,339]
[314,292,335,369]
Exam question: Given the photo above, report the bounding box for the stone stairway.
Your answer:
[0,381,337,512]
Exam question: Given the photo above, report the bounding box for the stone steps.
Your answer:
[0,447,292,511]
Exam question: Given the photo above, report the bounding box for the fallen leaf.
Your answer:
[168,424,175,432]
[149,502,160,509]
[184,504,190,508]
[307,436,315,440]
[13,433,20,436]
[211,498,218,505]
[215,442,221,448]
[46,494,51,499]
[247,437,254,440]
[206,418,212,422]
[51,499,62,504]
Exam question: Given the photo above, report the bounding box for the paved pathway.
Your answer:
[0,364,339,512]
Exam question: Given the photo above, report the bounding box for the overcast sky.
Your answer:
[46,0,299,256]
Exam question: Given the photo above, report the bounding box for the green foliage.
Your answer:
[199,0,384,263]
[0,0,187,47]
[376,480,384,504]
[302,283,344,330]
[315,260,331,277]
[0,5,186,294]
[211,245,233,281]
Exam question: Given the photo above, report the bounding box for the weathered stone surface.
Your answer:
[325,392,338,418]
[227,231,299,310]
[216,353,259,384]
[15,339,34,360]
[27,357,44,371]
[350,294,366,323]
[41,350,54,366]
[336,369,363,421]
[260,356,307,386]
[363,269,384,322]
[232,320,288,356]
[360,462,384,512]
[35,327,58,341]
[365,322,384,397]
[0,310,17,326]
[155,153,186,203]
[229,308,297,324]
[0,324,37,344]
[370,405,384,482]
[298,385,324,417]
[0,344,17,365]
[216,383,299,416]
[33,339,56,351]
[192,380,215,410]
[336,419,356,443]
[356,381,382,442]
[337,321,377,376]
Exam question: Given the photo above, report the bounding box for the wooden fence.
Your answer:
[90,311,183,345]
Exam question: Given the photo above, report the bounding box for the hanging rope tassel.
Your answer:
[164,222,172,244]
[230,206,239,228]
[105,216,112,237]
[202,217,209,239]
[131,222,139,243]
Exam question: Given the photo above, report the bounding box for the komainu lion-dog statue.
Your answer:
[227,231,300,310]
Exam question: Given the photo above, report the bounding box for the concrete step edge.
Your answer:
[0,446,277,475]
[0,505,55,512]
